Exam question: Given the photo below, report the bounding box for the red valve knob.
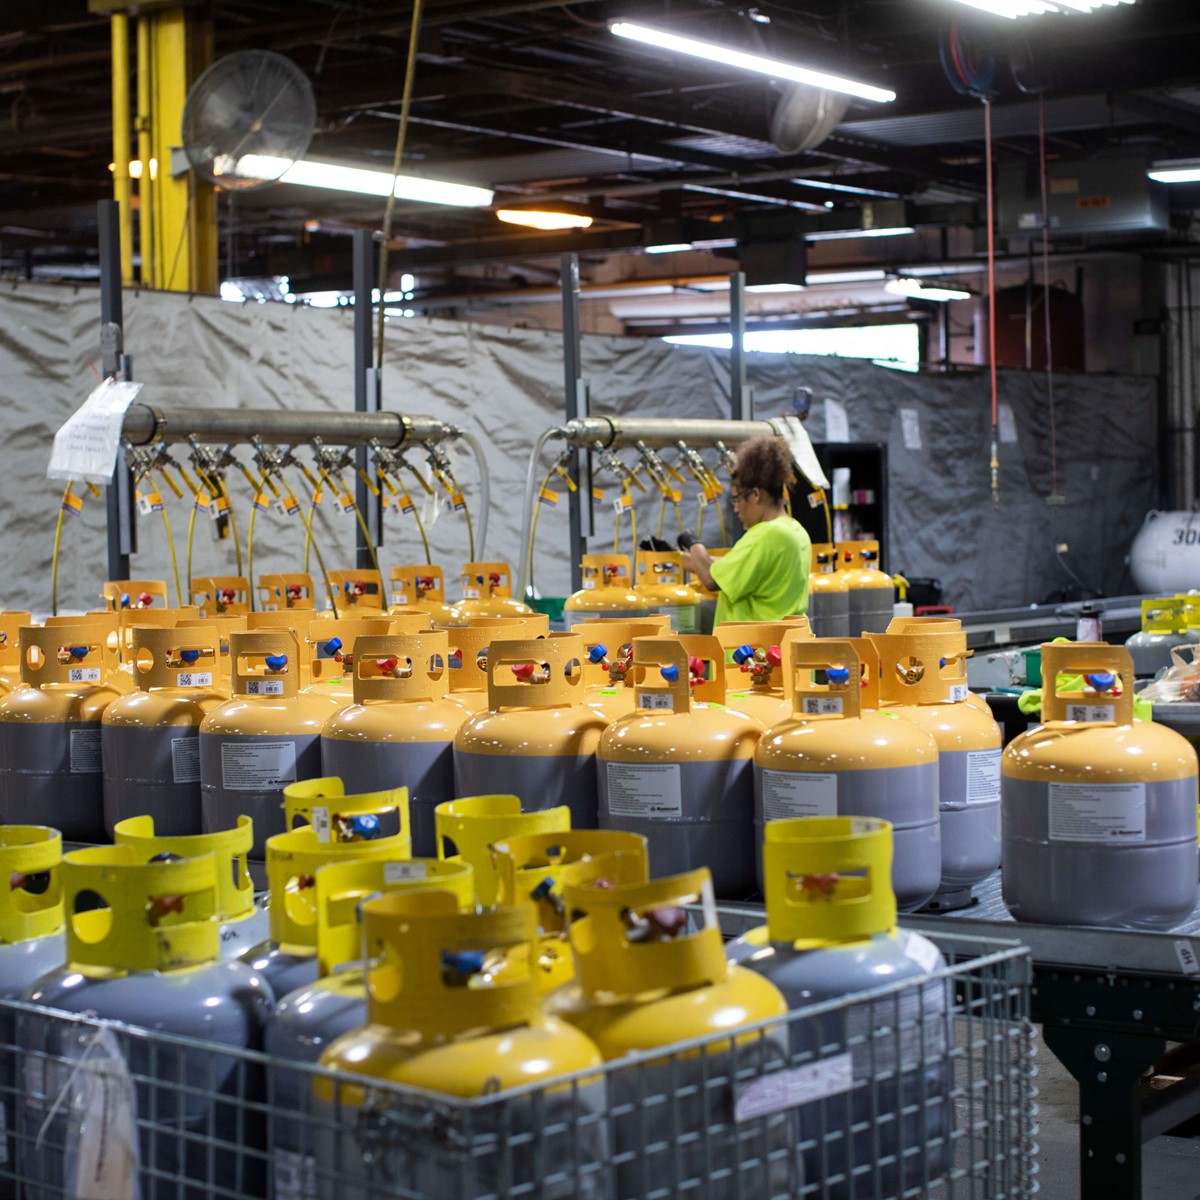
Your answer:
[688,656,707,678]
[511,663,536,680]
[376,658,399,675]
[614,660,628,674]
[138,591,153,607]
[766,645,782,668]
[489,573,501,585]
[797,873,840,898]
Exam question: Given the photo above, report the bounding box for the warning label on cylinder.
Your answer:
[1048,782,1146,843]
[606,762,682,819]
[761,770,837,820]
[220,741,297,791]
[171,736,201,784]
[965,750,1001,805]
[69,728,102,774]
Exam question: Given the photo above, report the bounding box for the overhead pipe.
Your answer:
[559,416,780,452]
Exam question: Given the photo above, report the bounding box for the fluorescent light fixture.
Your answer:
[228,155,493,208]
[941,0,1133,16]
[793,178,899,199]
[807,269,889,285]
[496,209,594,230]
[645,243,694,254]
[610,20,895,104]
[807,226,916,241]
[745,283,806,293]
[1149,160,1200,184]
[109,159,157,180]
[886,277,972,302]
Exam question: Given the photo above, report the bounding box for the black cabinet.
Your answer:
[789,442,889,569]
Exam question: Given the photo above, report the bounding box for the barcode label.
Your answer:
[68,668,101,684]
[311,806,331,844]
[637,692,674,711]
[244,679,285,696]
[463,588,481,599]
[176,672,213,688]
[949,684,969,703]
[802,697,843,715]
[1066,704,1115,722]
[385,861,428,883]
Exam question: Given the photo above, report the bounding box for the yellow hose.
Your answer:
[657,495,666,541]
[246,486,264,613]
[156,482,182,607]
[51,482,73,617]
[715,499,727,548]
[186,491,198,595]
[526,467,556,596]
[287,471,339,617]
[352,503,385,581]
[459,496,476,563]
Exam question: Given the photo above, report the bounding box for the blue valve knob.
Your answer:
[660,664,679,683]
[441,950,486,976]
[827,666,850,685]
[324,638,343,656]
[341,814,381,840]
[588,644,608,664]
[120,594,131,608]
[732,644,755,665]
[68,647,88,661]
[180,649,200,665]
[1085,672,1116,692]
[531,877,557,902]
[939,657,947,669]
[265,654,288,672]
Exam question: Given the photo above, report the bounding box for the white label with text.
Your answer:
[761,770,837,821]
[1048,782,1145,843]
[605,762,682,819]
[965,750,1002,805]
[220,741,297,791]
[70,728,102,774]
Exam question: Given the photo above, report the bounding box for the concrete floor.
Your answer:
[1032,1031,1200,1200]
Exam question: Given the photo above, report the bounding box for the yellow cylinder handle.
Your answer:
[0,826,63,944]
[228,628,302,699]
[484,634,588,711]
[129,624,222,691]
[20,624,112,689]
[461,562,517,599]
[350,632,452,704]
[283,778,411,849]
[258,573,316,611]
[1040,642,1135,726]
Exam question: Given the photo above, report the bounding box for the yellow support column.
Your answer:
[136,13,154,288]
[110,12,134,285]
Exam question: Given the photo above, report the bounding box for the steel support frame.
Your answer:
[562,253,590,594]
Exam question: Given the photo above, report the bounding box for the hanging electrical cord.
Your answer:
[50,482,74,618]
[1038,94,1060,501]
[375,0,425,371]
[985,97,1000,510]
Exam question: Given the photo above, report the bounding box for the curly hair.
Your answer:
[731,434,794,504]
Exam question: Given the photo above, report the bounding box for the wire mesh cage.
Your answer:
[0,924,1034,1200]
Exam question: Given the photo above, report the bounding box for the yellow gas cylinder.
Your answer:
[574,617,672,722]
[564,553,658,626]
[808,543,850,637]
[264,855,475,1182]
[545,868,790,1200]
[325,568,386,613]
[0,624,122,841]
[321,632,473,856]
[1003,642,1199,928]
[0,612,31,695]
[241,787,411,997]
[102,578,169,611]
[884,614,992,716]
[191,575,252,619]
[452,561,533,619]
[389,564,458,625]
[716,621,814,726]
[633,549,702,632]
[598,635,763,898]
[442,622,542,716]
[867,629,1001,910]
[302,616,395,703]
[837,540,895,636]
[102,624,226,835]
[314,893,606,1200]
[756,638,941,909]
[454,634,609,826]
[491,828,649,993]
[112,814,268,958]
[685,545,729,635]
[1126,597,1193,676]
[434,794,570,907]
[198,630,341,856]
[726,816,952,1199]
[1180,594,1200,645]
[257,573,316,613]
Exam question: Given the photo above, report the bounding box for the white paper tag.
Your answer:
[220,741,298,791]
[273,1148,316,1200]
[463,587,481,600]
[761,770,837,821]
[777,415,830,490]
[900,408,922,451]
[949,683,970,703]
[1048,782,1146,843]
[823,397,850,443]
[393,594,408,605]
[582,580,596,590]
[245,679,285,696]
[311,806,331,844]
[70,728,103,774]
[734,1053,853,1122]
[47,376,143,485]
[1174,940,1200,976]
[68,668,102,684]
[1065,704,1115,723]
[802,696,843,715]
[965,749,1002,805]
[385,861,429,883]
[170,735,201,784]
[175,671,213,688]
[903,931,943,974]
[998,402,1019,445]
[73,1056,137,1200]
[605,762,683,819]
[637,691,674,711]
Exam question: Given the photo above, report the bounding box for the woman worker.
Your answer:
[680,433,811,623]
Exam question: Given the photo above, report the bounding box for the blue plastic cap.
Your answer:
[264,654,288,672]
[1086,672,1116,692]
[68,647,88,660]
[180,649,200,665]
[120,594,130,608]
[939,657,947,669]
[441,950,486,976]
[531,877,557,902]
[827,666,850,685]
[660,664,679,683]
[588,644,608,664]
[343,581,352,594]
[344,814,381,840]
[324,638,343,655]
[732,644,754,665]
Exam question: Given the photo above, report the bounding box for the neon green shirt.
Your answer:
[710,516,812,624]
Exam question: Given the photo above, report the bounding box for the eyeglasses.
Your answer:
[729,487,757,503]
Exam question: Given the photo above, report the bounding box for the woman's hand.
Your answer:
[680,542,717,591]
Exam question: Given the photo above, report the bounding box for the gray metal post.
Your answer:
[729,270,753,421]
[562,253,590,593]
[353,229,383,571]
[98,199,136,581]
